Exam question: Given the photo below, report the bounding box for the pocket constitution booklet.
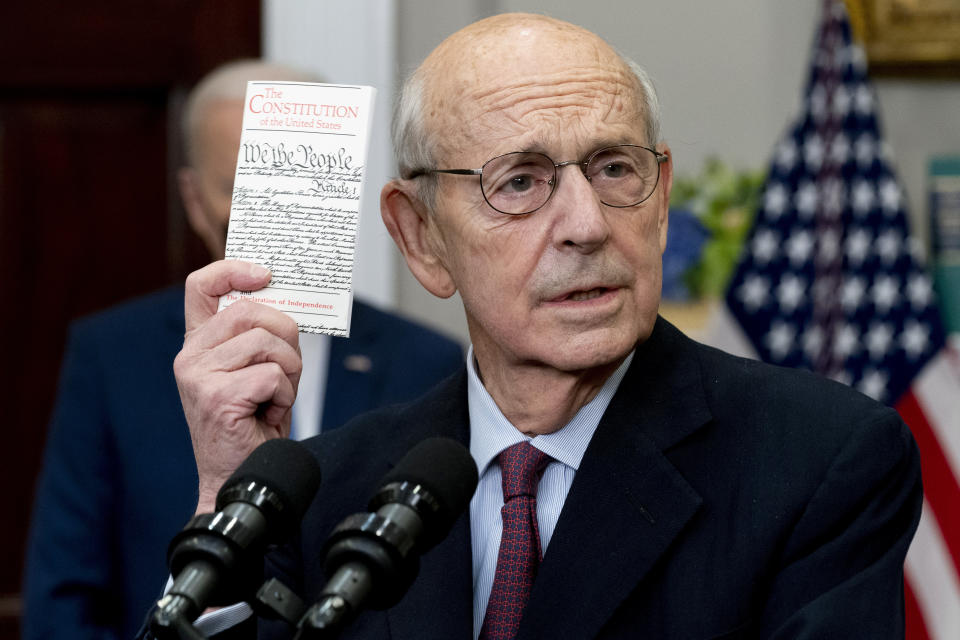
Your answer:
[218,81,377,337]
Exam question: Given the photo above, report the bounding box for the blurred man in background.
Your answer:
[22,59,463,640]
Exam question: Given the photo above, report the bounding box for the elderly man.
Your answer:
[168,14,920,639]
[23,60,463,640]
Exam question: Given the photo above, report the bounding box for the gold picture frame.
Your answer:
[845,0,960,76]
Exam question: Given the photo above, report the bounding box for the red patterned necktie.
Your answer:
[479,441,551,640]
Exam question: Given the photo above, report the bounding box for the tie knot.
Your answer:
[498,441,550,500]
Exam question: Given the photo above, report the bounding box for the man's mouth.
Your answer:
[567,287,609,301]
[551,287,613,303]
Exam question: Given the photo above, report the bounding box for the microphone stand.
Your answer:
[150,596,209,640]
[293,505,422,639]
[294,555,381,639]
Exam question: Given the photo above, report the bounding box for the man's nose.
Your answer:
[550,164,611,253]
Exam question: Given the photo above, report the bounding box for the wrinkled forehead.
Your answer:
[421,15,646,162]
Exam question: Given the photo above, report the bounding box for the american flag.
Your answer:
[708,1,960,636]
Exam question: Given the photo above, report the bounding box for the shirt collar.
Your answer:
[466,346,634,477]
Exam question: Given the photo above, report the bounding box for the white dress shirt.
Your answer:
[290,332,330,440]
[466,346,633,639]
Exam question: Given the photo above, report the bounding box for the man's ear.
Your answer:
[656,143,673,254]
[380,180,457,298]
[178,167,224,259]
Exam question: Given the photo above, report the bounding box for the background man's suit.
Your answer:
[257,318,920,639]
[23,285,464,640]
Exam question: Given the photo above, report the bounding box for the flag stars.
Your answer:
[724,5,944,414]
[857,369,888,401]
[854,83,874,115]
[901,320,930,359]
[764,183,789,219]
[865,322,894,359]
[832,85,852,117]
[879,179,902,214]
[786,230,815,266]
[796,181,819,219]
[871,275,900,313]
[847,44,867,73]
[833,323,861,359]
[752,229,780,265]
[803,325,825,360]
[775,138,798,171]
[777,275,807,312]
[875,229,902,265]
[907,237,926,262]
[845,228,872,266]
[907,273,933,309]
[804,134,825,171]
[765,321,797,361]
[831,369,854,386]
[841,276,867,312]
[851,180,876,217]
[738,275,770,312]
[829,133,850,167]
[854,133,876,167]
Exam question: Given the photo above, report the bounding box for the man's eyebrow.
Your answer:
[588,139,636,152]
[516,138,640,157]
[516,138,551,155]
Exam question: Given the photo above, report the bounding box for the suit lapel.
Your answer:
[519,319,713,639]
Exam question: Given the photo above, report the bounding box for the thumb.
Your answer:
[184,259,272,332]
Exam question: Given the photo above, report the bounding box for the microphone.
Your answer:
[295,437,478,638]
[151,438,322,636]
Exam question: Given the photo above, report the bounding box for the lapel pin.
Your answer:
[343,354,373,373]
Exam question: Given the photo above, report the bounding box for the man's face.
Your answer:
[422,23,672,376]
[181,99,244,259]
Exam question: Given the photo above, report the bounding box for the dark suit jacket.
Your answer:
[257,317,920,639]
[23,285,464,640]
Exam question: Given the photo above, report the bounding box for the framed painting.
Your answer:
[845,0,960,76]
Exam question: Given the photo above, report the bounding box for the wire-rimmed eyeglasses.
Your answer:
[406,144,668,216]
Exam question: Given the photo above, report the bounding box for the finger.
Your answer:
[184,260,272,332]
[259,404,293,436]
[230,361,298,427]
[186,298,301,353]
[204,326,302,380]
[199,362,297,430]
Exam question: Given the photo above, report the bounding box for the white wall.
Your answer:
[391,1,498,344]
[265,1,960,346]
[494,1,817,177]
[876,79,960,250]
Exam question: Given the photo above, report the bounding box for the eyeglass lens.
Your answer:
[480,145,660,215]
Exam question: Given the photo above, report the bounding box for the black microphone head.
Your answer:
[216,438,322,538]
[372,437,478,549]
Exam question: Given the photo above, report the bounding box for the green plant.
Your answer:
[670,158,765,298]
